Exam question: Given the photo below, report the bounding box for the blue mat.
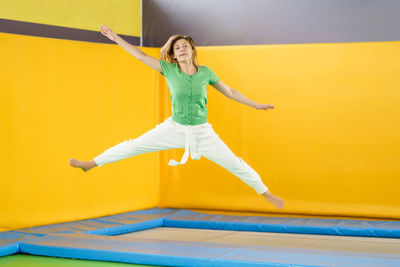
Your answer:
[1,208,400,266]
[164,210,400,238]
[0,231,40,257]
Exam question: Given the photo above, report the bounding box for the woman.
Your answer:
[70,24,285,209]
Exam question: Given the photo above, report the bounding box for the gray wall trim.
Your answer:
[0,18,140,45]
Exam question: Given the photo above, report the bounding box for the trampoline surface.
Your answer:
[119,227,400,255]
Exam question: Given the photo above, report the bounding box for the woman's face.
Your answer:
[172,39,194,63]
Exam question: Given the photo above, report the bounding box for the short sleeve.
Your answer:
[207,67,220,85]
[159,60,172,77]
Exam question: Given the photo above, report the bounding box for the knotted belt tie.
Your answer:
[168,126,204,166]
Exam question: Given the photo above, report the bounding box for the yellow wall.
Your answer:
[0,32,160,230]
[159,42,400,219]
[1,0,141,37]
[1,30,399,232]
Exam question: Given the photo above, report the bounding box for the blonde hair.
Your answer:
[160,34,198,66]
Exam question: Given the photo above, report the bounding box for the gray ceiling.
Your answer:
[142,0,400,47]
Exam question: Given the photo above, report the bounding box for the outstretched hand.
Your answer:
[256,103,275,111]
[100,24,118,42]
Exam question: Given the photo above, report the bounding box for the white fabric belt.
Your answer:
[168,119,209,166]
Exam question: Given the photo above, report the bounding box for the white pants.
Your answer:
[93,117,268,194]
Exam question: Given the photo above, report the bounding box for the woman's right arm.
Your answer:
[100,24,162,72]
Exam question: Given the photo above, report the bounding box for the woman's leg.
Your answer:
[198,128,285,209]
[70,118,185,172]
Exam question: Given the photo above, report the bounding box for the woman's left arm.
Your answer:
[211,81,274,111]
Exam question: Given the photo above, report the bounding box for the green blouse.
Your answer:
[159,60,220,125]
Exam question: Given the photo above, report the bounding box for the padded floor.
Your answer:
[2,208,400,266]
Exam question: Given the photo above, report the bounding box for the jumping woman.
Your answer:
[69,24,285,209]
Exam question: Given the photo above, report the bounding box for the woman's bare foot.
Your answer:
[69,158,97,172]
[263,191,285,209]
